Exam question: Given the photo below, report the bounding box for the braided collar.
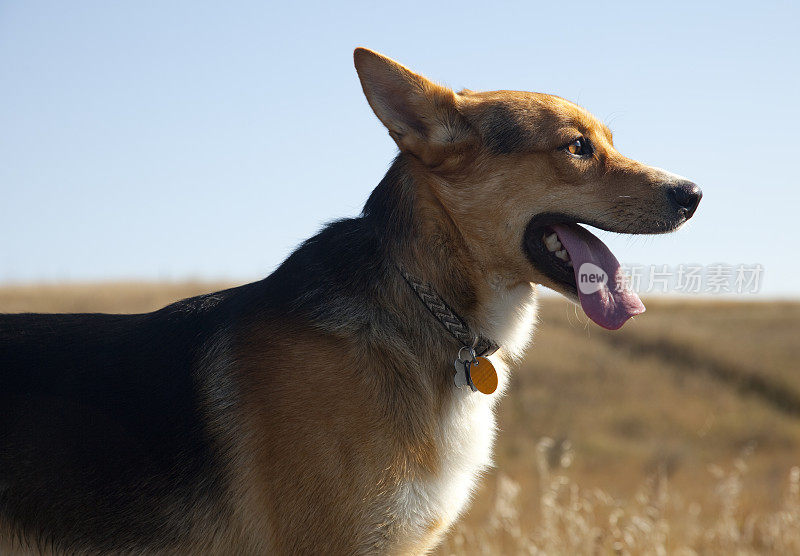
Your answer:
[397,266,499,357]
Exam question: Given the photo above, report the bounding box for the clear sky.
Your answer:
[1,1,798,297]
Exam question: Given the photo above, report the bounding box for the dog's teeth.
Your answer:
[555,249,570,261]
[543,233,561,252]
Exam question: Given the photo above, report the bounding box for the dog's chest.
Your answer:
[389,359,506,552]
[382,284,537,552]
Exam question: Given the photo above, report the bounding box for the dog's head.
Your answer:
[354,48,701,330]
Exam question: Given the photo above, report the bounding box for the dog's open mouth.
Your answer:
[524,216,645,330]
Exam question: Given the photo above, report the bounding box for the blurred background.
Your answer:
[2,1,799,552]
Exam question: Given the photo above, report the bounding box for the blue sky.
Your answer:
[1,1,798,296]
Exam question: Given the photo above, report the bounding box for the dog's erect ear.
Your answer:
[354,48,473,167]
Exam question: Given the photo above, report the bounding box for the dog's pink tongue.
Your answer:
[551,224,645,330]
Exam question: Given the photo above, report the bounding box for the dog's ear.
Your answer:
[354,48,473,167]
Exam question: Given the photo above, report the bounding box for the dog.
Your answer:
[0,48,701,554]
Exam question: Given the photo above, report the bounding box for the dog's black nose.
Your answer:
[668,181,702,218]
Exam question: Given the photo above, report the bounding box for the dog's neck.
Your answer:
[363,154,538,361]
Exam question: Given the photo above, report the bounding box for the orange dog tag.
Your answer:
[469,356,498,395]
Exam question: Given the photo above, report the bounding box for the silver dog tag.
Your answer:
[453,359,468,389]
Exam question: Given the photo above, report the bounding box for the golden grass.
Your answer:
[2,282,799,554]
[439,442,800,555]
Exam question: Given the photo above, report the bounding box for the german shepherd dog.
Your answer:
[0,49,701,554]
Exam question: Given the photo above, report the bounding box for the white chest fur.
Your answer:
[392,379,501,551]
[483,281,539,361]
[389,283,539,551]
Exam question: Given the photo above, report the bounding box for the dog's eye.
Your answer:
[563,137,592,157]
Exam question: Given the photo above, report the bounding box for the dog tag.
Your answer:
[469,356,498,395]
[453,359,469,389]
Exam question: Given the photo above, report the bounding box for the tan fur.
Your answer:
[219,316,516,554]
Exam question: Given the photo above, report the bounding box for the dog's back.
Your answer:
[0,296,233,552]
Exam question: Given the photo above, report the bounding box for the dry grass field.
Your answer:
[2,283,799,554]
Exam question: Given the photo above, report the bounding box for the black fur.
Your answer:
[0,292,241,552]
[481,103,531,154]
[0,155,429,553]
